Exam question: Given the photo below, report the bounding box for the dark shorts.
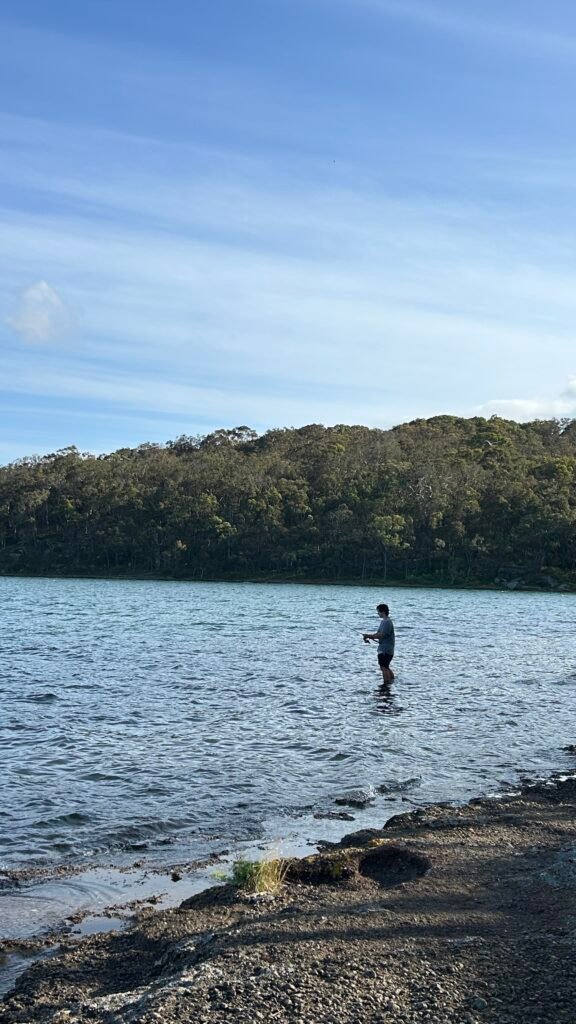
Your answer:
[378,652,394,668]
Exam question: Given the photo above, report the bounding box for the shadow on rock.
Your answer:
[286,842,431,889]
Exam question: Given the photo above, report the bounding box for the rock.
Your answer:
[285,852,357,885]
[357,844,431,887]
[377,777,421,794]
[335,828,388,848]
[334,791,375,809]
[384,808,425,830]
[313,811,356,821]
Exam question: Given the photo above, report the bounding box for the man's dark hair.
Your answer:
[377,603,389,615]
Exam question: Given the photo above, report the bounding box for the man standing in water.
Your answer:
[363,603,395,684]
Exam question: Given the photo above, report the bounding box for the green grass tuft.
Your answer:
[228,855,289,894]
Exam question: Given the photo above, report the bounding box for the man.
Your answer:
[363,603,395,684]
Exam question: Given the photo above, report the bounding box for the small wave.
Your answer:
[334,786,376,808]
[79,773,124,783]
[87,816,200,854]
[34,812,92,828]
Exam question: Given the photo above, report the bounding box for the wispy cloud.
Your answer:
[327,0,576,61]
[475,378,576,421]
[5,281,76,344]
[0,356,393,429]
[1,111,575,432]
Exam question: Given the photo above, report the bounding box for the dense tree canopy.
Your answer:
[1,416,575,588]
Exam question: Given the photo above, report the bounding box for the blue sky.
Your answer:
[1,0,576,462]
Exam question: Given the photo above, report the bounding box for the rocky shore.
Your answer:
[2,774,576,1024]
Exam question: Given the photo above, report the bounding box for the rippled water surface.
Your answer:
[1,577,575,871]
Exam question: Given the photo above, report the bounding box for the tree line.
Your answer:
[0,415,575,588]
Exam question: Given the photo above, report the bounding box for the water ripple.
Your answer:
[0,577,575,872]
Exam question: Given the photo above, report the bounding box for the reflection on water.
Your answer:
[374,684,403,716]
[0,576,575,877]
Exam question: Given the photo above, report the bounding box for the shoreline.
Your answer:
[1,569,574,594]
[3,768,576,1023]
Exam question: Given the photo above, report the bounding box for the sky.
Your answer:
[1,0,576,463]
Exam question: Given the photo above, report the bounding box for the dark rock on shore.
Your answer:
[313,810,356,821]
[334,789,375,809]
[284,843,431,888]
[318,827,388,849]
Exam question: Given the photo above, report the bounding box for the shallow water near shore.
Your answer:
[1,576,576,941]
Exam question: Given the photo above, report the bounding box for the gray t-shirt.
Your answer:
[376,617,395,654]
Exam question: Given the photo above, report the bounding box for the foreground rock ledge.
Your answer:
[3,776,576,1024]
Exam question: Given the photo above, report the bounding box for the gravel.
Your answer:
[2,775,576,1024]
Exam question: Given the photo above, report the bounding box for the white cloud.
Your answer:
[5,281,76,344]
[474,377,576,421]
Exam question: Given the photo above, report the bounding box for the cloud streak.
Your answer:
[1,112,575,436]
[1,0,576,464]
[326,0,576,61]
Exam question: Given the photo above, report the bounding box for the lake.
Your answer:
[1,576,575,878]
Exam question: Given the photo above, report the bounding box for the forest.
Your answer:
[0,415,575,589]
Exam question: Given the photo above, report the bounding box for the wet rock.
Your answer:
[313,811,356,821]
[334,790,375,809]
[524,777,576,803]
[377,777,421,794]
[384,808,426,830]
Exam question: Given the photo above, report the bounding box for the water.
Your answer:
[1,577,575,903]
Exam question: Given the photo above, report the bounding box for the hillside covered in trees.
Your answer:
[1,416,575,588]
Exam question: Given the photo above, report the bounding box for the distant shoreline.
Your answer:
[1,569,574,593]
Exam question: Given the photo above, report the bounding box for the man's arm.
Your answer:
[363,619,389,642]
